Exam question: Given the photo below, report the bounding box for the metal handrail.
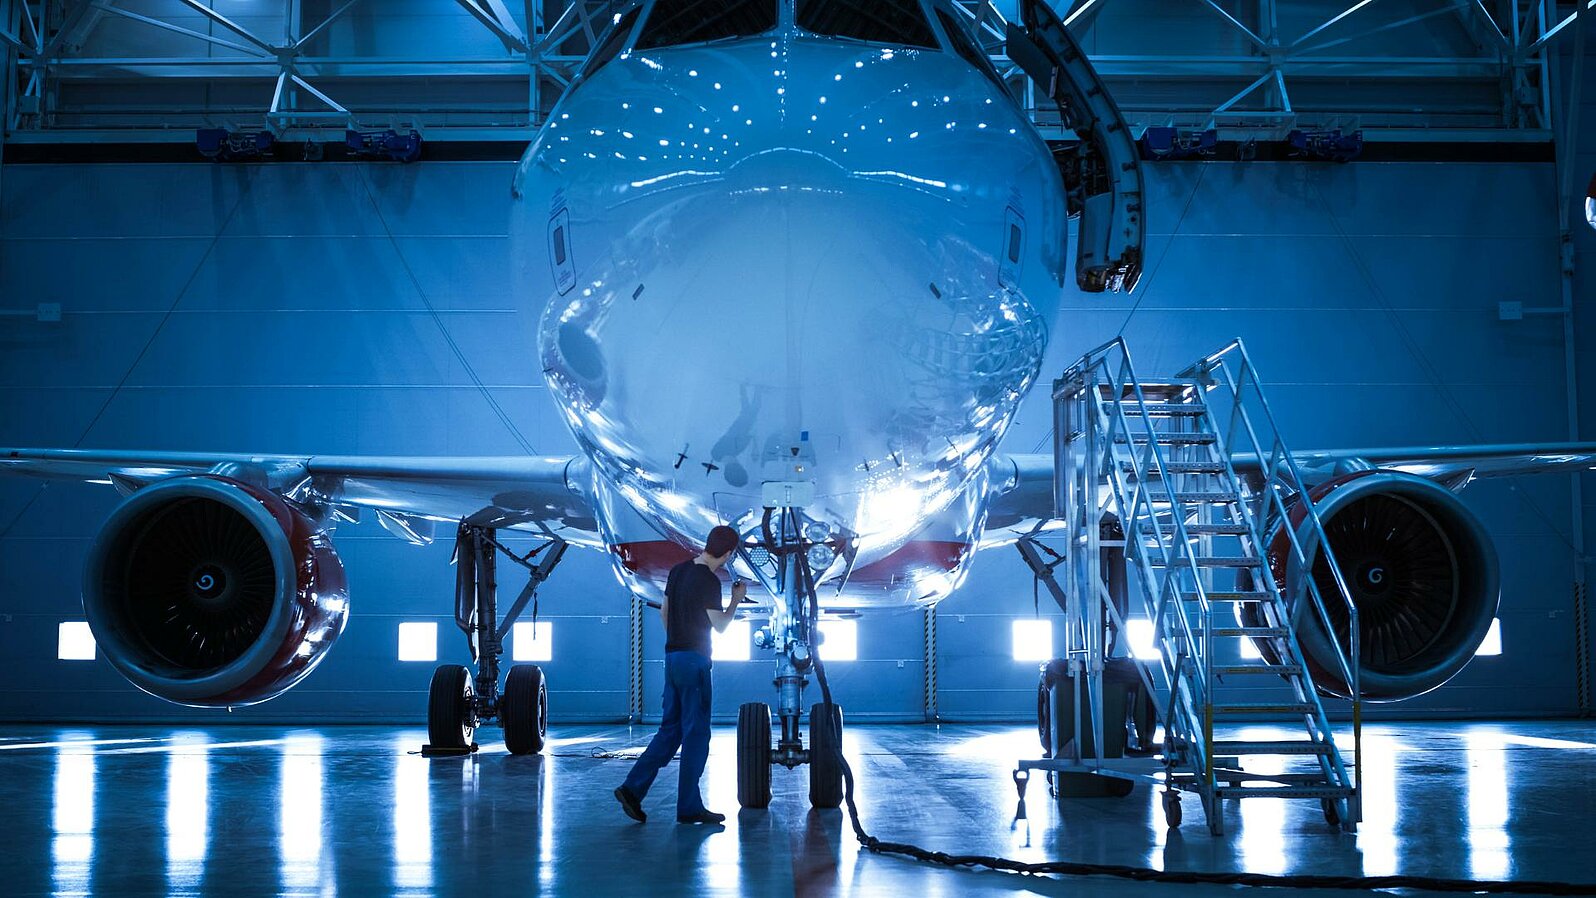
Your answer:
[1177,340,1363,807]
[1051,336,1363,829]
[1058,337,1217,767]
[1179,340,1361,701]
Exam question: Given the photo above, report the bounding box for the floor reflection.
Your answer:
[280,733,326,895]
[1354,731,1400,877]
[1465,729,1512,881]
[790,808,845,897]
[165,733,209,893]
[4,721,1594,897]
[51,744,94,898]
[392,752,432,895]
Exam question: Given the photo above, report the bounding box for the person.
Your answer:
[614,524,744,824]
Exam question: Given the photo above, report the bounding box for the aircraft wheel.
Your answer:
[737,702,772,808]
[808,702,844,809]
[427,664,475,750]
[503,665,548,755]
[1162,789,1183,828]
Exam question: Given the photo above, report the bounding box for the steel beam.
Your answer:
[1290,0,1386,50]
[91,3,274,58]
[1211,68,1274,116]
[1530,0,1596,49]
[172,0,280,54]
[1293,6,1468,55]
[45,0,107,58]
[288,73,347,114]
[1454,0,1512,51]
[455,0,530,53]
[1196,0,1268,50]
[0,25,27,56]
[0,0,1563,142]
[1062,0,1111,29]
[294,0,363,51]
[18,0,37,51]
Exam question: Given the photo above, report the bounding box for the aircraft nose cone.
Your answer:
[726,147,850,192]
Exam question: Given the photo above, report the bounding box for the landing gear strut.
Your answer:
[734,503,847,808]
[422,523,566,756]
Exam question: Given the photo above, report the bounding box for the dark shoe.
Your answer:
[615,786,646,823]
[677,810,726,825]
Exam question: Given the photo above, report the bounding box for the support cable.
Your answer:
[0,169,255,540]
[352,165,539,456]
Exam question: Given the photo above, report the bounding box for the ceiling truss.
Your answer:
[0,0,1587,144]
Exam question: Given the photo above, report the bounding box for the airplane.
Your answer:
[1586,171,1594,231]
[2,0,1593,812]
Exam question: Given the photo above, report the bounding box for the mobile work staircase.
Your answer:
[1015,338,1364,835]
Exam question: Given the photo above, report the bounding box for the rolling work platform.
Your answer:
[1015,338,1364,835]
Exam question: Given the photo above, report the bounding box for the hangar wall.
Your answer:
[1566,35,1596,728]
[0,156,1587,723]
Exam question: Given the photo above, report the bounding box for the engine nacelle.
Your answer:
[83,475,349,707]
[1250,471,1500,702]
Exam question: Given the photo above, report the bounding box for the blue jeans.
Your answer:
[622,650,713,816]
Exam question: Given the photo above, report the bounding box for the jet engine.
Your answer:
[82,475,349,707]
[1245,471,1500,702]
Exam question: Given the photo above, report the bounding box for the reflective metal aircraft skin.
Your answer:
[516,7,1067,608]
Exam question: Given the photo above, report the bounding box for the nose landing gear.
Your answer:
[733,503,848,808]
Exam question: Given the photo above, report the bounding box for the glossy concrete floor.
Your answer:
[1,720,1594,897]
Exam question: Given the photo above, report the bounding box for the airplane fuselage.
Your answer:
[513,7,1068,607]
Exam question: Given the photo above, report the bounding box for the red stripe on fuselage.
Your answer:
[613,540,696,580]
[611,538,970,594]
[840,540,970,585]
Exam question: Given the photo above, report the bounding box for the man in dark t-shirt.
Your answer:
[614,524,743,825]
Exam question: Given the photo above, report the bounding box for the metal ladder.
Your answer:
[1047,337,1363,834]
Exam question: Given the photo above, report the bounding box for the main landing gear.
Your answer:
[734,503,847,809]
[423,523,567,757]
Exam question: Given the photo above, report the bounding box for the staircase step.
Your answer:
[1121,460,1227,474]
[1214,663,1303,676]
[1208,626,1288,637]
[1212,740,1334,756]
[1214,785,1354,800]
[1211,702,1318,715]
[1186,591,1271,603]
[1106,401,1207,417]
[1155,491,1240,504]
[1114,433,1218,445]
[1181,523,1251,535]
[1151,555,1262,568]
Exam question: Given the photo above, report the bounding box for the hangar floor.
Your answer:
[0,720,1592,897]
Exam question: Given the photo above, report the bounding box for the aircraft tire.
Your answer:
[808,702,844,809]
[503,664,548,755]
[427,664,475,750]
[737,702,772,808]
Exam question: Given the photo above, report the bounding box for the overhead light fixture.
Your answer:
[1138,127,1217,161]
[195,128,273,162]
[1286,128,1362,163]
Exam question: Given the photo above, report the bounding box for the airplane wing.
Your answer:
[987,442,1596,531]
[1269,444,1596,483]
[0,448,601,546]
